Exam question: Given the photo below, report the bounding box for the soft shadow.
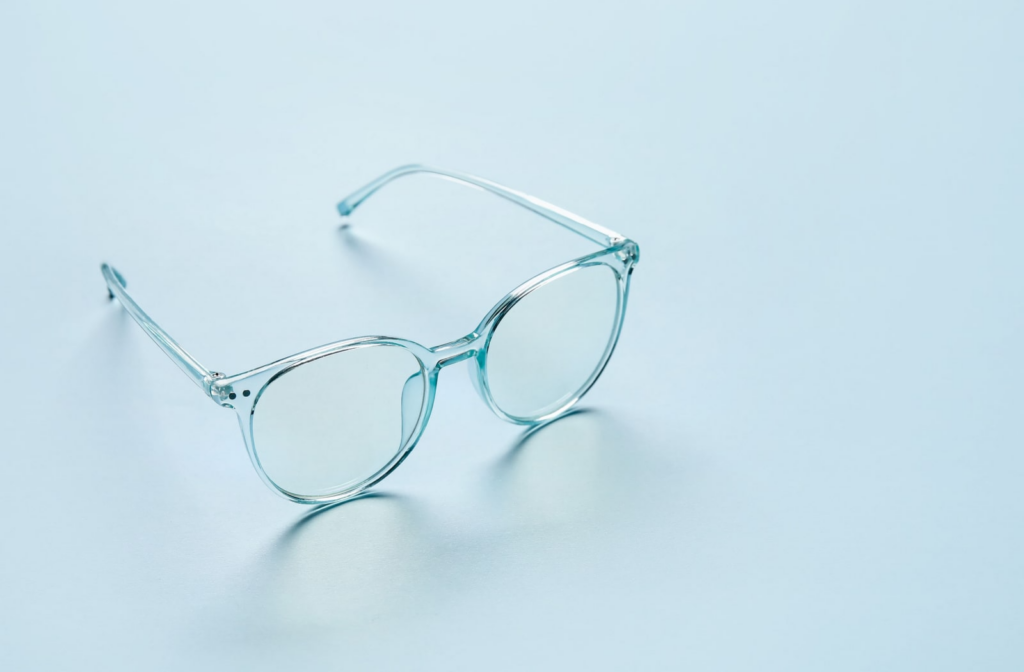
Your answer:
[486,408,639,530]
[492,408,598,472]
[276,491,397,545]
[333,225,452,315]
[334,222,409,273]
[214,408,651,646]
[220,490,439,642]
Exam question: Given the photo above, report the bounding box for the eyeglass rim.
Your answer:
[216,241,637,504]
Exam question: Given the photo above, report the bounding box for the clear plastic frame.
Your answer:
[101,165,640,504]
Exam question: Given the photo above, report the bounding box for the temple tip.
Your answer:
[101,262,127,299]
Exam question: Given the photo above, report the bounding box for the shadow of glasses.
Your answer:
[485,408,638,531]
[219,491,436,641]
[212,407,648,645]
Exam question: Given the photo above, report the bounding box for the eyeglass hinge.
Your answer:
[616,239,640,269]
[206,371,231,404]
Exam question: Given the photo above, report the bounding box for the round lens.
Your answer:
[484,264,621,420]
[252,344,426,498]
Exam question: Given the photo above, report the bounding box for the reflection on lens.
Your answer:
[485,264,620,420]
[253,344,425,498]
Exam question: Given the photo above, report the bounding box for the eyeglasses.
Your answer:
[102,165,640,504]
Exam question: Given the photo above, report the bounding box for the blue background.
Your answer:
[1,1,1022,669]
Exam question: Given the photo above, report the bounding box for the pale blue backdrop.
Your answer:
[1,1,1021,669]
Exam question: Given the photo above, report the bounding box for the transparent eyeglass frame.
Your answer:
[102,165,641,504]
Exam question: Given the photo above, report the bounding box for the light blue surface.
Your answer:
[1,1,1021,669]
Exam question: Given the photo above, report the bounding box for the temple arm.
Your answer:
[337,165,626,247]
[101,263,217,395]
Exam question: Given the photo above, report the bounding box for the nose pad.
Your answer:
[400,370,425,447]
[466,355,487,403]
